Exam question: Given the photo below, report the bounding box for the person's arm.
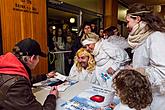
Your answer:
[6,78,57,110]
[43,86,58,110]
[102,41,129,74]
[138,33,165,88]
[31,71,56,84]
[31,74,47,84]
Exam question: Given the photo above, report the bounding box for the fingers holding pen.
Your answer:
[49,86,58,98]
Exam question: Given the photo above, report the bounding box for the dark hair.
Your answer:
[98,28,104,38]
[127,3,165,32]
[113,69,153,110]
[12,46,38,63]
[56,27,65,43]
[82,22,91,30]
[104,26,118,36]
[12,46,24,59]
[77,23,92,37]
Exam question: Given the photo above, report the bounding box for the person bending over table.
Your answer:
[0,38,58,110]
[81,32,129,89]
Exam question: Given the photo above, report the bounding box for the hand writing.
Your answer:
[49,86,58,98]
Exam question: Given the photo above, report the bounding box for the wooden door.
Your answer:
[0,0,48,74]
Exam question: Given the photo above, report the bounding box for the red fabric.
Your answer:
[0,52,29,80]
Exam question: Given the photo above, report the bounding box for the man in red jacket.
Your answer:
[0,38,58,110]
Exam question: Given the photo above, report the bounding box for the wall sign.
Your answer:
[13,0,39,14]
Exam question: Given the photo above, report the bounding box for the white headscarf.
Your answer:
[81,32,100,46]
[81,38,97,46]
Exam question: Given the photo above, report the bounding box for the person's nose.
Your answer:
[77,58,82,62]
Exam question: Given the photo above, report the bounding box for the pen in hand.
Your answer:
[49,86,58,98]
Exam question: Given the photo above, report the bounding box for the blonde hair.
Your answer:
[74,48,96,73]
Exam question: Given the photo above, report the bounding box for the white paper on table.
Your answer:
[57,80,78,92]
[55,72,67,81]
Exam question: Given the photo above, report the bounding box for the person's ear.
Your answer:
[29,55,35,62]
[136,16,141,23]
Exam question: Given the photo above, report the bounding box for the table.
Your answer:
[33,81,90,110]
[33,80,115,110]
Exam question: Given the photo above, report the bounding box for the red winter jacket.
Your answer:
[0,52,56,110]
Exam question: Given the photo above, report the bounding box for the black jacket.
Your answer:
[0,52,56,110]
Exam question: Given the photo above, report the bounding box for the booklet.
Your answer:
[55,72,67,81]
[61,84,115,110]
[57,80,78,92]
[33,78,78,92]
[33,78,61,87]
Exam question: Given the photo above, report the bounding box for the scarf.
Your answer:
[128,21,153,48]
[92,40,103,56]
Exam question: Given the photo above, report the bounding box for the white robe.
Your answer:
[132,31,165,110]
[68,64,98,84]
[107,35,129,49]
[94,40,130,89]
